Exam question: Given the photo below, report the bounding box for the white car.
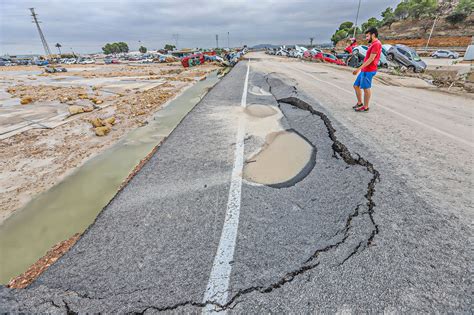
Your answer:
[276,49,289,56]
[79,59,95,64]
[431,50,459,59]
[382,44,392,56]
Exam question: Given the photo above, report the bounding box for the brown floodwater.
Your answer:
[243,130,315,187]
[245,104,278,118]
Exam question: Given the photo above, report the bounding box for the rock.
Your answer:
[20,97,33,105]
[90,117,103,128]
[69,105,85,115]
[94,125,111,136]
[103,117,116,125]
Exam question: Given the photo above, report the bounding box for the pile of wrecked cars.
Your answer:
[180,48,247,68]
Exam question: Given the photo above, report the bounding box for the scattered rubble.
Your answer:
[0,62,219,225]
[68,105,93,115]
[9,85,90,103]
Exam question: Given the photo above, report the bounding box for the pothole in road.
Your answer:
[244,104,277,118]
[243,129,315,188]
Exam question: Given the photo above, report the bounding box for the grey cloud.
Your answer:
[0,0,400,55]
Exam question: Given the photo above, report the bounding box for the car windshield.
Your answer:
[410,51,421,61]
[362,46,368,50]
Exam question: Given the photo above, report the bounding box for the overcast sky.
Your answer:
[0,0,400,55]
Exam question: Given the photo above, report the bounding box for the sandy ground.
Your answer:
[0,62,219,224]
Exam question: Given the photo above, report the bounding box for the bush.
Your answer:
[331,30,348,45]
[446,12,468,25]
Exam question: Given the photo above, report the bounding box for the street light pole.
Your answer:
[353,0,362,38]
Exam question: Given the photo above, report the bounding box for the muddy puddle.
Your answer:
[0,71,220,284]
[209,103,316,188]
[243,130,315,187]
[245,104,277,118]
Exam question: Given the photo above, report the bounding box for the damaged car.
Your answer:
[387,44,426,73]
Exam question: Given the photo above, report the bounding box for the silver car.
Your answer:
[387,44,427,73]
[431,49,459,59]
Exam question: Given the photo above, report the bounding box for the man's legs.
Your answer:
[353,85,363,105]
[363,88,371,108]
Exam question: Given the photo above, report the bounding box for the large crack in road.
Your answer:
[120,76,382,313]
[1,71,381,313]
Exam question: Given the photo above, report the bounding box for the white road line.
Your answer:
[288,64,474,148]
[202,62,250,313]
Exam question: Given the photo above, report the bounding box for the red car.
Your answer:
[313,52,345,66]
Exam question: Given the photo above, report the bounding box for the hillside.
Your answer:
[335,0,473,52]
[378,13,473,48]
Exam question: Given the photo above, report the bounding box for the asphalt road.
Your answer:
[1,53,472,313]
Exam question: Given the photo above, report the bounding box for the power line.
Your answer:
[29,8,52,59]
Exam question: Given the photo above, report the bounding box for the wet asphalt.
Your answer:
[1,60,471,313]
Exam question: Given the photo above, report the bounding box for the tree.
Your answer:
[339,21,354,31]
[55,43,62,55]
[102,42,129,54]
[407,0,438,19]
[139,46,147,53]
[455,0,474,14]
[361,17,380,31]
[117,42,129,53]
[381,7,397,29]
[394,1,410,20]
[164,44,176,51]
[331,29,348,45]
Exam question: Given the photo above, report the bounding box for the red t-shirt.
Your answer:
[362,40,382,72]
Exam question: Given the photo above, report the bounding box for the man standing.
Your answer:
[352,27,382,112]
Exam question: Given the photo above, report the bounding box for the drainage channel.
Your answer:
[0,71,221,284]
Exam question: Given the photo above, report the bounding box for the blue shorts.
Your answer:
[354,71,376,89]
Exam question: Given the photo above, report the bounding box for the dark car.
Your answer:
[386,44,426,73]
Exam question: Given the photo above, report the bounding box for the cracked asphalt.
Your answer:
[1,53,472,313]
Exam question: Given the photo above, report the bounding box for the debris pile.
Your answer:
[8,85,90,103]
[90,116,116,136]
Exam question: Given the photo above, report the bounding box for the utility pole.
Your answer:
[215,34,219,49]
[29,8,53,60]
[310,37,314,48]
[227,32,230,48]
[425,15,438,53]
[353,0,362,38]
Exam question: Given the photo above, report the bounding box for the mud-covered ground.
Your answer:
[0,62,219,224]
